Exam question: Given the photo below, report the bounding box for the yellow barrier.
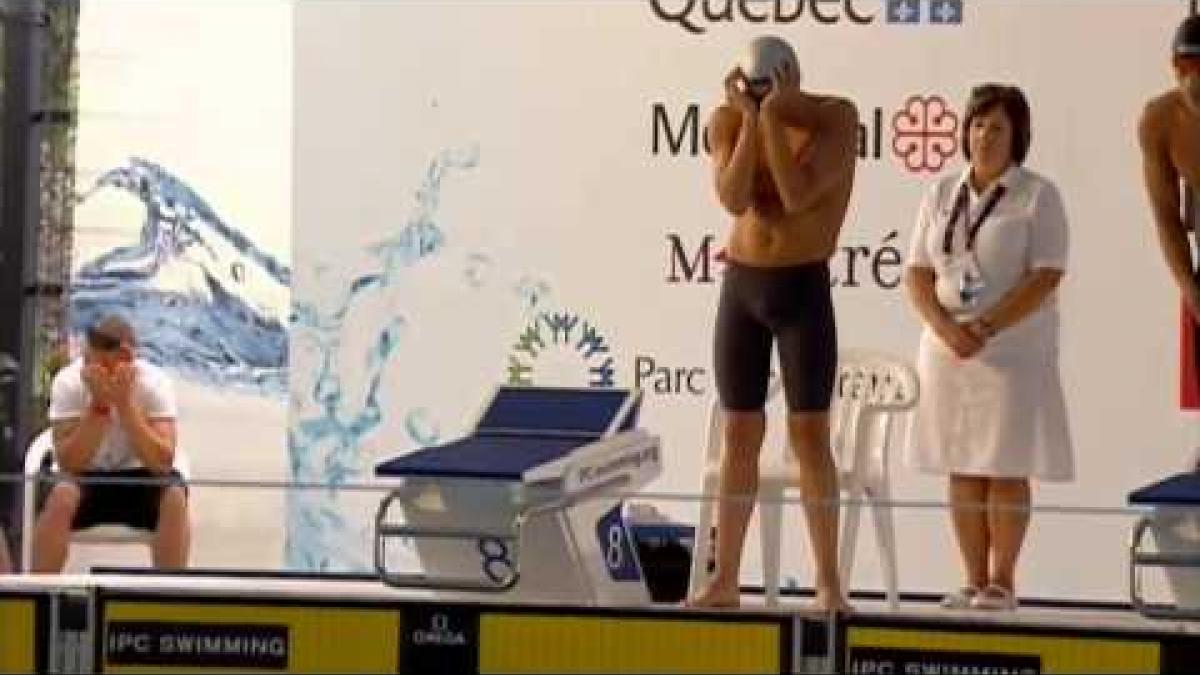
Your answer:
[0,596,37,674]
[101,598,401,673]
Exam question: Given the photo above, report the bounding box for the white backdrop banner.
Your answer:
[292,0,1192,601]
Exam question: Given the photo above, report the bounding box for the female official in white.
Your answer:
[904,84,1073,611]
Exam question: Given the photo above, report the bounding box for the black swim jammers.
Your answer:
[714,260,837,412]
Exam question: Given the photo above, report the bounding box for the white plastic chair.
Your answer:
[21,428,191,572]
[687,349,920,608]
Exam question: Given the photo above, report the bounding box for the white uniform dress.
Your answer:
[904,165,1074,482]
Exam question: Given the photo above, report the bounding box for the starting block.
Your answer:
[1129,471,1200,619]
[373,386,662,605]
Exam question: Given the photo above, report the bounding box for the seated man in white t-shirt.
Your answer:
[32,315,189,572]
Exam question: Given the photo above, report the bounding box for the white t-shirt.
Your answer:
[46,358,177,471]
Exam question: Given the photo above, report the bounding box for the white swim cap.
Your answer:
[738,36,801,86]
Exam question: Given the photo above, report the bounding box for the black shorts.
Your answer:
[65,469,187,532]
[714,260,837,412]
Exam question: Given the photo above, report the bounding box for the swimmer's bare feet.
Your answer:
[686,578,741,609]
[811,586,852,615]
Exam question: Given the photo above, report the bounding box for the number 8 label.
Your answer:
[606,523,624,570]
[595,505,640,581]
[477,537,514,584]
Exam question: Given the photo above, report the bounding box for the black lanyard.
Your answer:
[941,182,1007,255]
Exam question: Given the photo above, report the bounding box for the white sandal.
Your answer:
[971,584,1018,611]
[939,586,980,609]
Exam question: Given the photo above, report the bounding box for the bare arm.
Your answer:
[52,413,108,475]
[111,364,176,474]
[978,269,1064,331]
[759,98,858,215]
[711,105,759,217]
[906,266,959,336]
[1139,104,1198,313]
[51,363,112,474]
[116,404,176,475]
[975,179,1069,333]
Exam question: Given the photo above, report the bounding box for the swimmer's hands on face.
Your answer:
[758,62,815,164]
[724,66,758,118]
[760,61,801,118]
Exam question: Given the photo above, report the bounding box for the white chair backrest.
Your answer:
[829,350,920,477]
[24,429,54,476]
[702,350,919,472]
[833,349,921,410]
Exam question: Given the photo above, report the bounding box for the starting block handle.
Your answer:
[1132,551,1200,567]
[374,490,522,592]
[1130,515,1153,616]
[1129,514,1200,619]
[377,523,516,541]
[373,472,636,594]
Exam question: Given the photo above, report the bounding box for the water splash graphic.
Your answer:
[72,158,291,397]
[287,145,490,571]
[404,408,440,447]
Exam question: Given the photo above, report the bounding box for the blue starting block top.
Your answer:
[475,386,638,436]
[376,435,581,481]
[375,386,641,481]
[1129,472,1200,506]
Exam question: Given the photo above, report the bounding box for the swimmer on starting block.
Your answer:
[688,36,859,612]
[1140,14,1200,470]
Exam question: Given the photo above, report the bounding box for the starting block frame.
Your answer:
[1128,472,1200,620]
[372,386,662,606]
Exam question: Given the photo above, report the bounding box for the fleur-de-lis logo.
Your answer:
[892,95,959,173]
